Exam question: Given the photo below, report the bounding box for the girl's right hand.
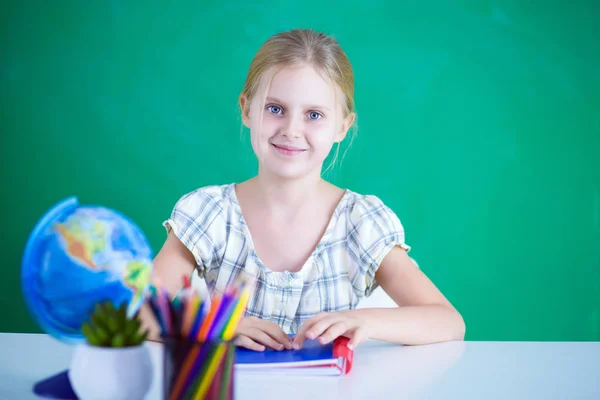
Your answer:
[235,316,294,351]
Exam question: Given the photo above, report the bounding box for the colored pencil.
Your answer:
[145,273,252,400]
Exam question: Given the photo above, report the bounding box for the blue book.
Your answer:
[235,336,354,376]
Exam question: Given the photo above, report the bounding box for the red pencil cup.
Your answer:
[162,335,236,400]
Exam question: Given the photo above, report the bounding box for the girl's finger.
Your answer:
[260,321,294,349]
[306,317,339,341]
[246,328,285,351]
[317,321,348,345]
[293,321,316,348]
[348,327,368,350]
[235,334,265,352]
[293,313,332,349]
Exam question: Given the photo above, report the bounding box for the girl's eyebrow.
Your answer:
[266,96,331,111]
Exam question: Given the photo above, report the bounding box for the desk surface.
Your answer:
[1,333,598,400]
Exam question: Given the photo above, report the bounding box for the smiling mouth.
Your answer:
[271,143,307,156]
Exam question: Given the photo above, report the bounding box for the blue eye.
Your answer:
[267,105,283,114]
[308,112,322,120]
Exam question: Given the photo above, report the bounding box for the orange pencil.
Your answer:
[196,295,222,341]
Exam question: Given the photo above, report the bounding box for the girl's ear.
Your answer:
[335,112,356,142]
[239,95,251,128]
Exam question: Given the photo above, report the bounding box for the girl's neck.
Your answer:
[243,168,329,216]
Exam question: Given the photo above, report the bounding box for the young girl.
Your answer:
[144,28,465,351]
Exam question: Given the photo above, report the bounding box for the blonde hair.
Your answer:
[240,28,357,173]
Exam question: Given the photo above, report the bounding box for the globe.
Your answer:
[21,196,154,344]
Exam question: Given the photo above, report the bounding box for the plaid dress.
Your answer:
[163,183,410,334]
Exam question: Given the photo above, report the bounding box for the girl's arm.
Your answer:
[362,246,466,345]
[293,247,465,348]
[139,232,197,341]
[151,232,198,296]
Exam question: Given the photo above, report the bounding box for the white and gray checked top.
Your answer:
[163,183,410,334]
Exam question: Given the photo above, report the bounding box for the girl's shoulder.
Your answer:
[163,183,239,270]
[169,183,238,219]
[335,188,410,251]
[173,182,234,205]
[163,183,239,244]
[325,188,411,297]
[339,189,400,223]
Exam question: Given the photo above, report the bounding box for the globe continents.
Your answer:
[21,196,154,344]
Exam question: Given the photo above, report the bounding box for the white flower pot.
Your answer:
[68,342,153,400]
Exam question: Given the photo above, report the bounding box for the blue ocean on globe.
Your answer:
[21,196,154,344]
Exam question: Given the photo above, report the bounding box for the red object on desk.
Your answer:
[333,336,354,375]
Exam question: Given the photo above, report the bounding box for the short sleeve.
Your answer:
[162,186,227,277]
[346,195,411,297]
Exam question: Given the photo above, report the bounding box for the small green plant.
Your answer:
[82,300,148,348]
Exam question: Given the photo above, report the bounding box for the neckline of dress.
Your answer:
[226,182,350,277]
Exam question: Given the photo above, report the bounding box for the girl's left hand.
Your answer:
[292,310,369,350]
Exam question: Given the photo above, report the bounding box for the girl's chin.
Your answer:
[259,160,322,181]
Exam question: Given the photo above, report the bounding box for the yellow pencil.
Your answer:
[222,288,250,339]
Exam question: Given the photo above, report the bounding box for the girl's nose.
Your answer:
[282,115,302,138]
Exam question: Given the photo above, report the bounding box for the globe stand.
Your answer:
[33,369,78,399]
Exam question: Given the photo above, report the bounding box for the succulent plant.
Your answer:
[82,300,148,347]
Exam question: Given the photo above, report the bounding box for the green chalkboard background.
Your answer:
[1,1,599,341]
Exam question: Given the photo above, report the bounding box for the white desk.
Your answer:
[1,333,598,399]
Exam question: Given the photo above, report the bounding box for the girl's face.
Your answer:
[241,64,355,181]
